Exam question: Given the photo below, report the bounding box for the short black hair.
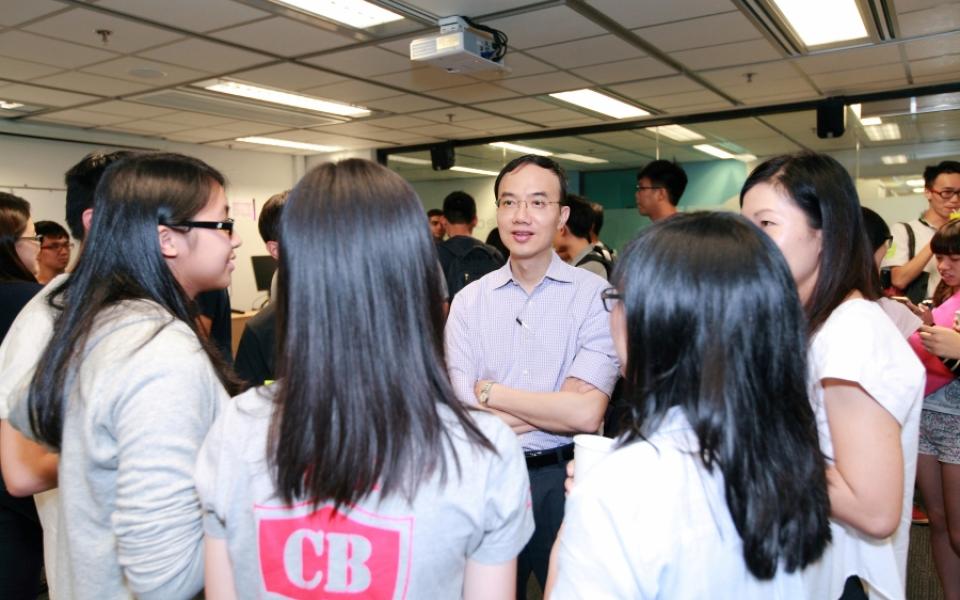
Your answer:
[258,191,289,244]
[590,201,604,235]
[860,207,890,253]
[564,195,595,239]
[923,160,960,189]
[442,191,476,225]
[494,155,568,204]
[426,208,443,218]
[64,150,136,241]
[34,220,69,240]
[638,159,687,206]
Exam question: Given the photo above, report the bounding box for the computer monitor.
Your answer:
[251,255,277,292]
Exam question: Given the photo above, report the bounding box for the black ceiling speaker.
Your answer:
[430,142,455,170]
[817,98,846,139]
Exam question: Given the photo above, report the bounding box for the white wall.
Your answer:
[0,124,300,311]
[410,176,498,241]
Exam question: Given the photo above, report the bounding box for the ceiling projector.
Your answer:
[410,16,508,74]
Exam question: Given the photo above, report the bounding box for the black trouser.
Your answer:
[516,458,568,599]
[0,487,43,600]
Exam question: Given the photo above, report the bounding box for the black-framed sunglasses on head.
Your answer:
[601,287,621,312]
[160,218,235,234]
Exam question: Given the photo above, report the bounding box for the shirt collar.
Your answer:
[489,252,576,290]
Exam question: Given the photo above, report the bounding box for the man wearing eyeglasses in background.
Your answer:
[884,160,960,301]
[634,159,687,222]
[33,221,73,285]
[444,154,620,599]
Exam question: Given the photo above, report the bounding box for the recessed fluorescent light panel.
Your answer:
[693,144,737,160]
[850,104,882,126]
[771,0,868,47]
[906,178,925,187]
[881,155,908,165]
[488,141,553,156]
[645,125,704,142]
[272,0,403,28]
[863,123,901,141]
[389,155,432,165]
[913,187,925,194]
[202,80,370,118]
[549,89,649,119]
[554,153,609,164]
[237,137,341,152]
[451,166,500,176]
[0,100,24,110]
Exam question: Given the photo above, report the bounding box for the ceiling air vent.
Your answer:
[132,89,345,128]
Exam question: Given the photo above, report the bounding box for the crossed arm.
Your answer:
[473,377,609,436]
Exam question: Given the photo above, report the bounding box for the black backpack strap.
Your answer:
[901,222,915,259]
[576,251,612,278]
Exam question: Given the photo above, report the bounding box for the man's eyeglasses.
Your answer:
[636,185,663,192]
[161,218,235,234]
[495,198,561,211]
[930,188,960,200]
[41,241,75,252]
[601,287,621,312]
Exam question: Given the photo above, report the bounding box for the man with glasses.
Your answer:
[884,160,960,301]
[33,221,73,284]
[445,155,619,599]
[635,159,687,222]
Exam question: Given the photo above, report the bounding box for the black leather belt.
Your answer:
[524,443,574,469]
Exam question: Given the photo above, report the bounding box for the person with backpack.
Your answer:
[437,191,504,299]
[882,161,960,303]
[554,194,611,280]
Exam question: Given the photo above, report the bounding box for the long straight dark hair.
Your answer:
[28,153,240,450]
[740,152,880,334]
[613,212,830,579]
[270,158,494,508]
[0,191,37,282]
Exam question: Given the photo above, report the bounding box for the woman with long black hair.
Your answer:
[549,212,831,597]
[196,158,533,599]
[741,152,924,599]
[6,152,241,599]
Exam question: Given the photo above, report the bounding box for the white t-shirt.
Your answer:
[195,387,534,599]
[803,299,924,600]
[882,219,939,300]
[877,298,922,339]
[552,407,811,599]
[0,273,67,599]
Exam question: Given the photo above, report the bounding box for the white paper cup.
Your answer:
[573,434,616,482]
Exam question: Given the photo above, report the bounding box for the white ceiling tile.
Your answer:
[375,67,477,91]
[0,56,63,80]
[163,128,237,142]
[364,115,435,129]
[362,129,441,143]
[24,8,184,53]
[910,55,960,78]
[378,35,419,56]
[398,0,524,15]
[898,4,960,36]
[104,119,192,133]
[0,0,65,26]
[903,37,960,60]
[701,61,804,86]
[304,47,413,77]
[302,79,399,102]
[633,11,761,53]
[518,108,592,123]
[211,17,355,57]
[723,78,817,99]
[458,116,528,130]
[407,106,489,123]
[610,76,703,98]
[643,89,731,110]
[31,108,131,126]
[408,123,476,137]
[470,53,556,81]
[495,72,592,95]
[586,0,734,29]
[81,57,211,84]
[32,72,151,97]
[139,39,267,73]
[96,0,270,33]
[572,57,677,85]
[0,83,99,106]
[0,31,118,68]
[210,121,285,135]
[269,129,379,148]
[309,122,391,136]
[363,94,449,113]
[231,63,344,91]
[810,64,906,89]
[671,39,781,70]
[152,111,238,127]
[794,45,902,75]
[896,0,955,12]
[483,6,607,49]
[84,101,177,119]
[428,82,517,103]
[528,35,642,69]
[473,97,558,115]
